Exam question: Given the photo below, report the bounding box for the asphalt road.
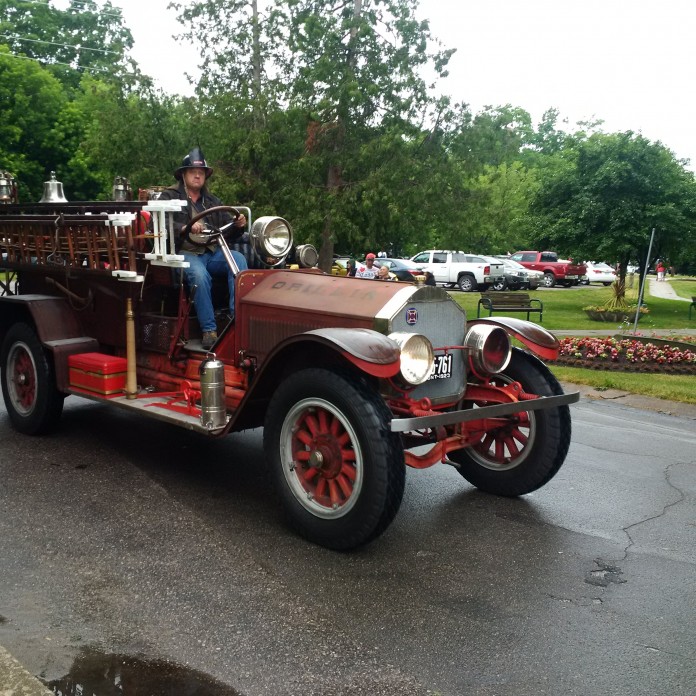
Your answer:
[0,391,694,695]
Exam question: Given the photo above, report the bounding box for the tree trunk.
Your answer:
[318,164,343,271]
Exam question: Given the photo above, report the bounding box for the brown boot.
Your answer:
[201,331,217,350]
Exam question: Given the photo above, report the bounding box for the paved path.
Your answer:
[648,276,692,301]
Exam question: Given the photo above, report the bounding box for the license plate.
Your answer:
[430,353,453,380]
[566,275,577,279]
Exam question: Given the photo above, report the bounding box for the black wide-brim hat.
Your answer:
[174,147,214,180]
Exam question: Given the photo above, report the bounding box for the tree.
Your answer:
[527,131,696,289]
[172,0,456,265]
[278,0,455,267]
[0,0,141,92]
[0,47,71,200]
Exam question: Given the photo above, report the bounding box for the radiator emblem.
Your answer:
[405,307,418,325]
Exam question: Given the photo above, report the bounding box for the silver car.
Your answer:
[490,256,542,290]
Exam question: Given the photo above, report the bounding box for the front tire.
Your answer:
[1,323,65,435]
[450,349,571,496]
[264,368,405,550]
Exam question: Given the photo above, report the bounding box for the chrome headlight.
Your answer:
[389,332,434,385]
[464,325,511,375]
[295,243,318,268]
[251,216,293,266]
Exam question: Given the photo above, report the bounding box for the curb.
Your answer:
[0,646,51,695]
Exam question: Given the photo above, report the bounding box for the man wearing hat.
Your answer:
[354,253,380,279]
[159,147,248,350]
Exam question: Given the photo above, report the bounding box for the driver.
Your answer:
[159,147,248,350]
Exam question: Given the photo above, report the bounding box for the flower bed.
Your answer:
[549,336,696,374]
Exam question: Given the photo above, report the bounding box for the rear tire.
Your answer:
[458,274,477,292]
[542,272,556,288]
[264,368,405,550]
[450,349,571,496]
[1,323,65,435]
[491,278,507,291]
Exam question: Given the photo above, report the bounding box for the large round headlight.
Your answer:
[464,325,511,375]
[251,216,293,266]
[389,332,434,385]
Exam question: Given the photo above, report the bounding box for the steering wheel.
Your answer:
[182,205,243,247]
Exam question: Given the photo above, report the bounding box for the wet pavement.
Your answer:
[1,387,695,695]
[1,276,694,694]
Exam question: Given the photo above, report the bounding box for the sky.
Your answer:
[108,0,696,168]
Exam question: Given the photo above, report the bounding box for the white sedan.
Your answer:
[583,262,617,286]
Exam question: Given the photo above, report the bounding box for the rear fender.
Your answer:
[467,317,559,360]
[0,295,96,390]
[0,295,84,342]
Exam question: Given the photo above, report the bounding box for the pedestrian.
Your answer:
[656,260,665,282]
[354,253,380,279]
[423,271,436,286]
[376,265,393,281]
[345,259,357,277]
[159,147,248,350]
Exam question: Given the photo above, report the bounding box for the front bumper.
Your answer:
[390,391,579,432]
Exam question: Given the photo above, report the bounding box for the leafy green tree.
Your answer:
[527,131,696,289]
[75,78,194,196]
[0,47,72,199]
[276,0,455,267]
[0,0,141,91]
[173,0,457,265]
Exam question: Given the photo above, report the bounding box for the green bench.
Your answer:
[477,291,544,322]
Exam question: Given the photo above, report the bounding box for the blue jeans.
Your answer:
[181,247,248,332]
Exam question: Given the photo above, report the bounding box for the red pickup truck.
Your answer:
[510,251,586,288]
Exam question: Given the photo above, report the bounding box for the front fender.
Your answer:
[302,328,401,378]
[467,317,559,360]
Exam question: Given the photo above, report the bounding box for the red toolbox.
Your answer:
[68,353,127,395]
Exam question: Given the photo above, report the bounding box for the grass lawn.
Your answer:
[450,278,696,332]
[669,277,696,300]
[549,367,696,404]
[448,277,696,404]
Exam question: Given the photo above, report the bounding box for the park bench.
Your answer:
[689,296,696,320]
[477,291,544,322]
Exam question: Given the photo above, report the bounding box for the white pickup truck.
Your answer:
[410,250,505,292]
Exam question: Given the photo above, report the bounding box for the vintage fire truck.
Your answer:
[0,178,578,550]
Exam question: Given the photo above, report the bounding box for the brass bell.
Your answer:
[39,171,68,203]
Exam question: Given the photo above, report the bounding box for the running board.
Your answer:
[66,389,228,435]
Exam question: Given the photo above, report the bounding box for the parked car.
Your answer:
[377,257,425,283]
[491,256,542,291]
[410,250,504,291]
[583,262,617,286]
[331,257,351,276]
[510,251,586,288]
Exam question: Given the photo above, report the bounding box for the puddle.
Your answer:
[42,648,241,695]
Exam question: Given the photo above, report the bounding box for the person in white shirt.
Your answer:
[354,253,380,279]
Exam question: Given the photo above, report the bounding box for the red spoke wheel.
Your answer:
[450,348,571,496]
[264,368,404,550]
[1,323,64,435]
